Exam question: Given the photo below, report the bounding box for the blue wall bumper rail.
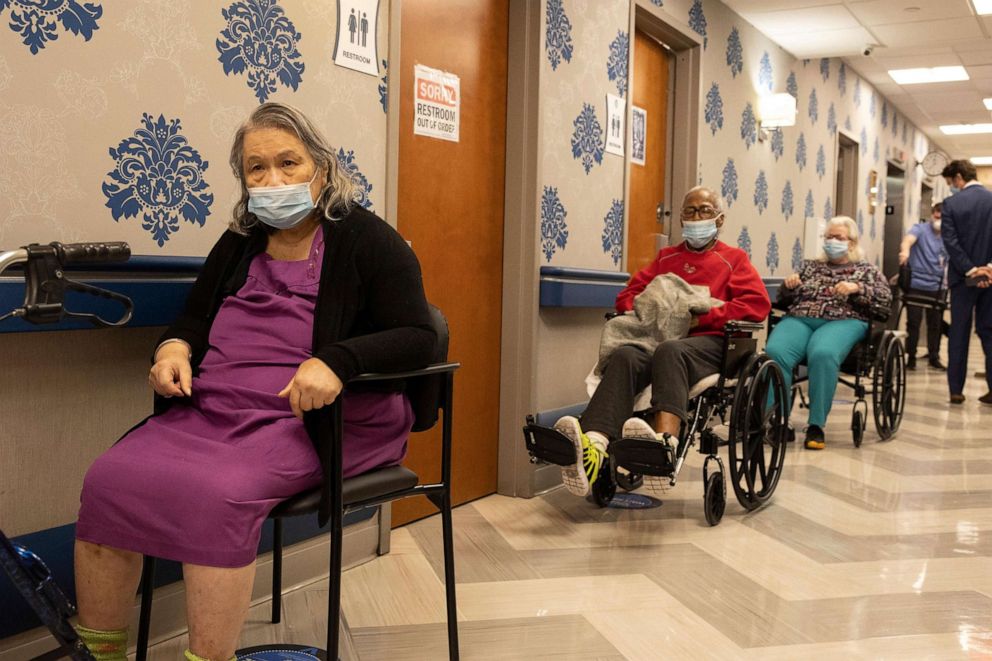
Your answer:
[0,255,205,333]
[539,266,630,308]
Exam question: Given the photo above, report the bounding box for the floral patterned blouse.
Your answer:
[778,259,892,322]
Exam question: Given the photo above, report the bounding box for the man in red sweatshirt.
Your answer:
[556,186,772,498]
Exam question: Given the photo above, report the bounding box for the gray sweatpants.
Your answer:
[580,335,724,440]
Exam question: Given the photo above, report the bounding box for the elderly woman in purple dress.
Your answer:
[73,103,435,661]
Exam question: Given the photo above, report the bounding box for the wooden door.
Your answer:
[628,29,670,274]
[395,0,508,525]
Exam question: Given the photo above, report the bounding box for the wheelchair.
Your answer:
[523,320,789,526]
[768,295,906,448]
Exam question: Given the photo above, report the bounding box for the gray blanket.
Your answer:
[596,272,723,374]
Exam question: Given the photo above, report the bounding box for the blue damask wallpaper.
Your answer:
[0,0,389,255]
[535,0,937,274]
[102,113,214,247]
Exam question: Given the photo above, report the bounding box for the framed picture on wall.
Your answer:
[631,105,647,166]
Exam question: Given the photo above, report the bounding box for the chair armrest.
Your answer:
[868,302,890,323]
[348,361,460,383]
[724,320,764,334]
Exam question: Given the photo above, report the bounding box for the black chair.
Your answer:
[135,306,460,660]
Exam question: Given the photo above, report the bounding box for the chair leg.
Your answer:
[326,509,343,658]
[272,518,283,624]
[135,556,155,661]
[440,493,459,661]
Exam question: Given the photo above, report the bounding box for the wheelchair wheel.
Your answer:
[851,409,865,448]
[728,354,789,511]
[591,456,616,507]
[703,471,726,526]
[872,335,906,441]
[615,470,643,492]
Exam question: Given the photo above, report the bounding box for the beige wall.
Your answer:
[0,0,390,255]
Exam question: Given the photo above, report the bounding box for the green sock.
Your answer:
[75,625,127,661]
[185,650,237,661]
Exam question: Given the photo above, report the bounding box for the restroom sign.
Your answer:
[413,64,460,142]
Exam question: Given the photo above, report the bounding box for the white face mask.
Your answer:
[247,170,319,230]
[932,219,941,232]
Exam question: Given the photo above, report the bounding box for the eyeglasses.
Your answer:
[680,205,721,220]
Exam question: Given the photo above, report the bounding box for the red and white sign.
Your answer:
[413,64,460,142]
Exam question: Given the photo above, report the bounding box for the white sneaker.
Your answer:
[553,416,604,497]
[621,417,676,496]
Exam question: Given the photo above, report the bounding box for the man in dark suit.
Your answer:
[940,159,992,405]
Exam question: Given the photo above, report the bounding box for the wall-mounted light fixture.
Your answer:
[758,93,796,141]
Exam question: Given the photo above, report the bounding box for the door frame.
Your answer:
[496,0,703,497]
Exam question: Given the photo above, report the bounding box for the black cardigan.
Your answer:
[158,206,436,388]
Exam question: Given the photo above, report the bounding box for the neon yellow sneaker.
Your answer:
[554,416,603,497]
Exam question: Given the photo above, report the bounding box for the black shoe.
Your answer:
[906,358,916,371]
[929,360,946,370]
[980,392,992,406]
[950,394,966,405]
[804,425,825,450]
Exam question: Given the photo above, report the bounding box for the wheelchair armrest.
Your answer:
[348,361,461,382]
[723,320,764,334]
[770,300,790,314]
[868,302,890,323]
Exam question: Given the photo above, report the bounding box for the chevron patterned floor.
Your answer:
[150,344,992,660]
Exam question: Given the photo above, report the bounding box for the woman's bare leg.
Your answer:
[74,540,144,630]
[184,561,256,661]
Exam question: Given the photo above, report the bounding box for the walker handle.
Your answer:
[56,242,131,266]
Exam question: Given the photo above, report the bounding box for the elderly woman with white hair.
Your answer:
[72,102,435,661]
[765,215,891,450]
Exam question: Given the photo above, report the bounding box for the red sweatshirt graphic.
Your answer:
[615,241,771,336]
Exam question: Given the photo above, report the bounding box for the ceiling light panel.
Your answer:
[889,66,969,84]
[940,123,992,134]
[973,0,992,15]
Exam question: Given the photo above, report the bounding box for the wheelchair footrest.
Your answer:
[611,437,675,478]
[523,423,576,467]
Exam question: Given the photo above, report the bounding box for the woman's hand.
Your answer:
[278,358,343,419]
[783,273,802,289]
[833,281,861,297]
[149,343,192,398]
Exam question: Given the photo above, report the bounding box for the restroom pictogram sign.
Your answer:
[413,64,460,143]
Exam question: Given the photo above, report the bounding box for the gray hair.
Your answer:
[228,102,357,234]
[821,215,864,262]
[683,186,726,212]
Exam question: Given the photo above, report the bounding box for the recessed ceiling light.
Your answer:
[971,156,992,165]
[941,123,992,134]
[973,0,992,15]
[889,66,969,85]
[984,98,992,110]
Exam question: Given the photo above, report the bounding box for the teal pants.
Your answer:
[764,316,868,427]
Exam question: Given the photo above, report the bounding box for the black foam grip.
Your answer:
[56,242,131,265]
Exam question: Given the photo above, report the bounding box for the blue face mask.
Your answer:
[823,238,850,260]
[949,185,961,194]
[247,171,319,230]
[682,218,720,249]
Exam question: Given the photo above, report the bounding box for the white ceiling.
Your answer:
[723,0,992,158]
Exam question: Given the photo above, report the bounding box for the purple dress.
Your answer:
[77,234,413,567]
